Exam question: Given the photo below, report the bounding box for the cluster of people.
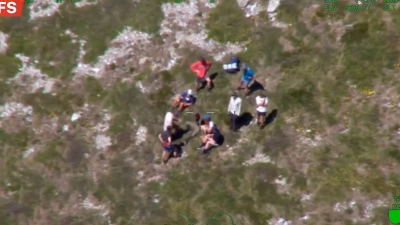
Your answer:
[158,56,268,165]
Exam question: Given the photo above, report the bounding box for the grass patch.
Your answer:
[205,0,253,43]
[84,76,107,104]
[33,139,65,172]
[312,160,362,203]
[22,90,84,117]
[0,128,31,150]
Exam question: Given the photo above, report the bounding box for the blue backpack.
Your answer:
[223,56,241,74]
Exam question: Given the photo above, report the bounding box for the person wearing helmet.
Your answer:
[237,64,255,97]
[172,89,195,112]
[190,57,212,93]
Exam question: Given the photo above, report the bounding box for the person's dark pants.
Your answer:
[229,113,238,130]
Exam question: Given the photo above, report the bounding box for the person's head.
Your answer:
[187,89,193,96]
[242,63,249,70]
[200,57,207,66]
[166,126,173,132]
[259,92,266,98]
[172,110,179,117]
[194,113,200,121]
[203,114,211,122]
[232,91,238,99]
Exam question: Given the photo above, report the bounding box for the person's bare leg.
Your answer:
[173,98,180,108]
[260,115,265,126]
[206,78,212,89]
[178,103,184,112]
[204,139,216,151]
[245,87,250,96]
[162,151,168,164]
[195,82,200,92]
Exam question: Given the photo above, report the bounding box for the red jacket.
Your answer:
[190,60,211,78]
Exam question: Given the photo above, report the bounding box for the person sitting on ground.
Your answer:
[172,89,195,112]
[223,56,241,74]
[163,110,179,131]
[255,93,268,128]
[200,114,214,136]
[197,125,222,152]
[158,126,177,165]
[190,57,212,93]
[237,64,255,97]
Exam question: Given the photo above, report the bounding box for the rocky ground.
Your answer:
[0,0,400,224]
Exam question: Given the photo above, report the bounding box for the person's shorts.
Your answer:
[240,78,250,87]
[163,145,175,152]
[196,75,209,83]
[257,111,267,117]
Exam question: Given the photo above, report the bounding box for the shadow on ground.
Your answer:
[248,80,265,95]
[264,109,278,127]
[236,112,254,130]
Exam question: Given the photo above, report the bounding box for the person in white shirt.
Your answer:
[163,110,179,131]
[227,91,242,131]
[255,93,268,127]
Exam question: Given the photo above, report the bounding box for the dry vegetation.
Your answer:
[0,0,400,224]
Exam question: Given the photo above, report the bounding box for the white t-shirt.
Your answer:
[163,112,173,131]
[227,97,242,116]
[255,96,268,113]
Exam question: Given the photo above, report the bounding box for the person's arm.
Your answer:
[256,98,263,107]
[206,61,212,71]
[167,136,172,144]
[236,99,242,115]
[227,98,233,113]
[158,134,164,143]
[190,61,200,72]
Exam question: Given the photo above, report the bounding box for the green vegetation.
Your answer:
[206,0,253,43]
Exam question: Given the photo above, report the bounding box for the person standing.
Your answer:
[227,91,242,131]
[158,126,177,165]
[255,93,268,128]
[237,64,255,97]
[190,57,212,93]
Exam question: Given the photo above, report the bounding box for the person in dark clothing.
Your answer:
[158,126,177,165]
[172,89,195,112]
[197,125,221,152]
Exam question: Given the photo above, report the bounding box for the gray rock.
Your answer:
[237,0,249,8]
